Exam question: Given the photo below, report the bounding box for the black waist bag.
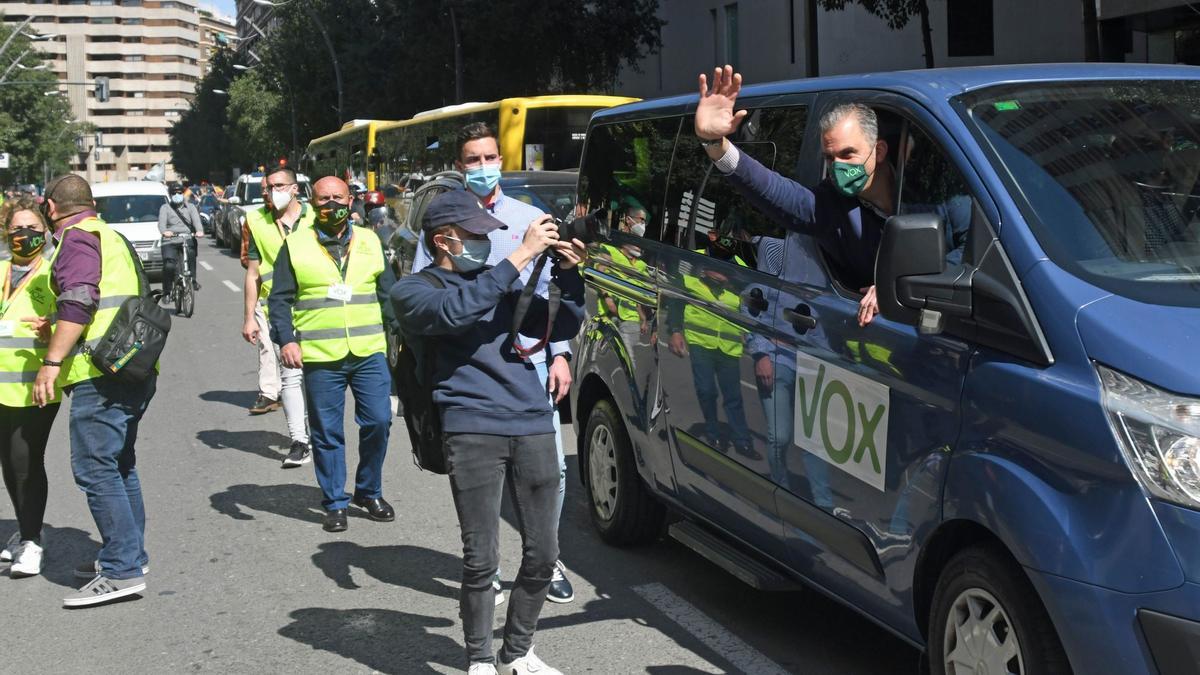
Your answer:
[394,271,447,474]
[87,235,172,383]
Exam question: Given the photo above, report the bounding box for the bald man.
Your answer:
[267,176,398,532]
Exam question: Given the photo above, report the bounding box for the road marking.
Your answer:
[633,583,791,675]
[200,261,214,271]
[222,279,240,292]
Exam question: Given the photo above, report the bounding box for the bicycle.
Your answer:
[162,231,196,318]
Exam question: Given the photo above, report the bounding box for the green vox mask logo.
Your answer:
[793,355,890,491]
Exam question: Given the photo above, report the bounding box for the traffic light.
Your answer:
[94,76,110,103]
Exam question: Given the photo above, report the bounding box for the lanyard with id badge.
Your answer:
[0,258,43,338]
[320,230,355,303]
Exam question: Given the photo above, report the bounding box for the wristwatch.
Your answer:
[42,358,62,367]
[555,352,573,363]
[699,137,724,148]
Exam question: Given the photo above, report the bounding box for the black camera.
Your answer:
[556,209,609,245]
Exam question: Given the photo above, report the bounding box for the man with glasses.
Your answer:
[241,167,314,466]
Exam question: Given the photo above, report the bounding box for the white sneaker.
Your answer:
[468,664,498,675]
[10,540,43,577]
[0,532,19,562]
[498,647,561,675]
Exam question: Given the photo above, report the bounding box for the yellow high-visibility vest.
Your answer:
[0,257,59,406]
[53,217,142,386]
[245,204,314,305]
[287,225,386,363]
[681,251,747,357]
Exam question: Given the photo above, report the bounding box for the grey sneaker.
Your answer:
[282,441,312,468]
[0,531,19,562]
[74,560,149,580]
[63,574,146,608]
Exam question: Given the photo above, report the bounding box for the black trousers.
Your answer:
[161,238,198,296]
[0,403,60,542]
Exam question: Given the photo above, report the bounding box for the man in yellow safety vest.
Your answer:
[267,176,397,533]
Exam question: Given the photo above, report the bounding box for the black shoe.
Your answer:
[192,280,201,291]
[281,441,311,468]
[323,509,348,532]
[351,496,395,522]
[547,560,575,603]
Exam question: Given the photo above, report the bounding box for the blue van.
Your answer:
[570,64,1200,675]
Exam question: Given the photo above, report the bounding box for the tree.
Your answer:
[169,47,237,183]
[222,0,663,162]
[819,0,935,68]
[0,19,86,186]
[223,70,287,169]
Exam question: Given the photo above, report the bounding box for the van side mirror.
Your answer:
[876,213,971,331]
[229,196,241,205]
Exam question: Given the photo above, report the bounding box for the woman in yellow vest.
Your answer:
[0,196,60,577]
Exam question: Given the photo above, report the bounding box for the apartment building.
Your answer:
[1,0,205,182]
[198,7,234,80]
[619,0,1200,98]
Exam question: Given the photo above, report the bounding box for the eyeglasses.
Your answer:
[267,182,296,190]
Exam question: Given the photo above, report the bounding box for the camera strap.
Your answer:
[509,251,561,360]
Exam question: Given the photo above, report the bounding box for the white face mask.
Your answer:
[271,189,293,211]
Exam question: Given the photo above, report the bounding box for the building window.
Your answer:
[947,0,994,57]
[724,3,739,67]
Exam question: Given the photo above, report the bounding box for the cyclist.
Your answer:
[158,182,204,299]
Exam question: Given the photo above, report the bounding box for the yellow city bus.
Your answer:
[304,119,388,190]
[372,95,639,195]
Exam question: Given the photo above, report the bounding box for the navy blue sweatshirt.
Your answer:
[390,259,585,436]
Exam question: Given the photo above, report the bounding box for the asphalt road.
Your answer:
[0,237,920,674]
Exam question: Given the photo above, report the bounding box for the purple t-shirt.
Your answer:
[51,211,103,325]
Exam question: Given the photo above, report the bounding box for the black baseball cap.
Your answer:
[422,189,508,235]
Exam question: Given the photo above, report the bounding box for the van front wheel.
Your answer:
[929,544,1071,675]
[583,399,664,546]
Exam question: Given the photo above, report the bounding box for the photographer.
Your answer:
[391,190,585,675]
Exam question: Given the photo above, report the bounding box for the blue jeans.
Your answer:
[690,345,751,449]
[304,352,391,511]
[69,373,156,580]
[533,358,566,521]
[762,362,832,509]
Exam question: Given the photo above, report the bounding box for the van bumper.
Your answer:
[1029,569,1200,675]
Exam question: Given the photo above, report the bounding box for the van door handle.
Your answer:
[783,304,817,333]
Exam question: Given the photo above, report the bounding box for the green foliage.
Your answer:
[0,19,86,186]
[213,0,662,170]
[168,47,238,183]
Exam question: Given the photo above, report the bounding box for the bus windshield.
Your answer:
[960,80,1200,307]
[522,107,600,170]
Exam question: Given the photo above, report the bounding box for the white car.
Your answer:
[91,180,170,278]
[227,171,313,234]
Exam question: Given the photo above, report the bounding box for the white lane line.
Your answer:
[199,261,214,271]
[222,279,240,292]
[633,583,791,675]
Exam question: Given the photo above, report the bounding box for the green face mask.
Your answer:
[830,145,876,198]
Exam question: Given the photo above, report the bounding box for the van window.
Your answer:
[960,80,1200,307]
[94,194,166,223]
[664,106,808,274]
[896,122,975,265]
[578,117,681,241]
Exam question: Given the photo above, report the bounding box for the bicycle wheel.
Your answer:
[180,281,195,318]
[173,278,184,315]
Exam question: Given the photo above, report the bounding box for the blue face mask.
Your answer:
[464,165,501,197]
[444,235,491,272]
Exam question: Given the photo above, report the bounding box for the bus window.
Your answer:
[523,107,602,171]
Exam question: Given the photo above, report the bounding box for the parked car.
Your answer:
[91,180,169,279]
[197,193,220,235]
[569,63,1200,675]
[212,183,238,249]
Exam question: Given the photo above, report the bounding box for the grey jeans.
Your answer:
[445,431,560,665]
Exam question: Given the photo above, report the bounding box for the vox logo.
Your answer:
[793,354,889,491]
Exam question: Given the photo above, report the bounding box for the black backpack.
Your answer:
[86,234,173,383]
[394,270,448,474]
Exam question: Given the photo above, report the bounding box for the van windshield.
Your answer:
[960,80,1200,307]
[94,195,167,224]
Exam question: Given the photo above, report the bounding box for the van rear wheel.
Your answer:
[583,399,664,546]
[929,544,1071,675]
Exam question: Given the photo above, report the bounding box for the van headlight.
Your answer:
[1100,364,1200,509]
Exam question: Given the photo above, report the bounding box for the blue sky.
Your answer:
[205,0,237,20]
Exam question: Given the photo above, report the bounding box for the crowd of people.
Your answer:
[0,65,936,673]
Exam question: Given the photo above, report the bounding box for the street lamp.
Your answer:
[251,0,343,125]
[16,63,48,71]
[211,89,228,95]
